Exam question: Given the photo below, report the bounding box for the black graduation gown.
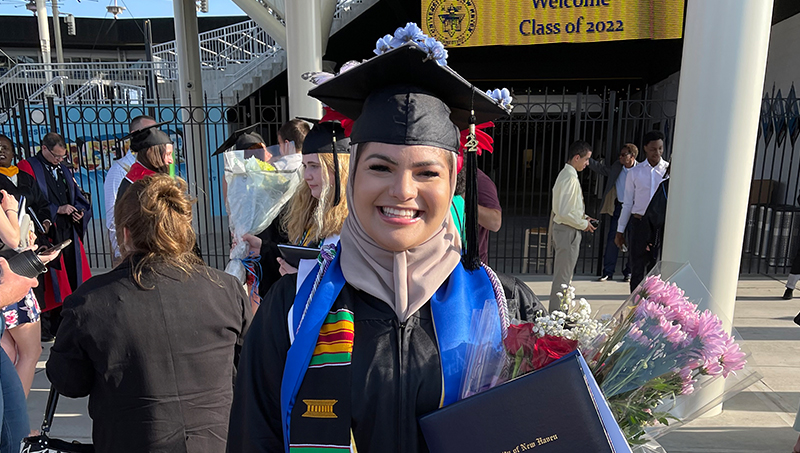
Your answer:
[0,171,51,228]
[228,274,443,453]
[19,153,93,309]
[255,211,289,298]
[47,259,252,453]
[0,171,51,303]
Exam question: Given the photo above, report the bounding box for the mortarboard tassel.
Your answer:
[332,134,341,206]
[463,90,480,270]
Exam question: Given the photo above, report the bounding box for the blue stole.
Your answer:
[280,249,502,453]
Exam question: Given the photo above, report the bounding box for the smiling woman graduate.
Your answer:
[227,24,539,453]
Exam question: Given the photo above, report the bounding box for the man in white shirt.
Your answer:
[615,131,669,292]
[549,140,597,311]
[103,115,157,261]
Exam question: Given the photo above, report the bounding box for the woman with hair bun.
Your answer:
[47,174,251,453]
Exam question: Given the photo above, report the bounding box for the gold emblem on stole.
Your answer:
[301,399,338,419]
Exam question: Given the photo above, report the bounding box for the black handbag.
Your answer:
[20,386,94,453]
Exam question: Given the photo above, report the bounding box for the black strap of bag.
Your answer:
[20,386,94,453]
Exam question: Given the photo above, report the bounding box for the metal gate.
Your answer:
[741,86,800,275]
[0,92,285,270]
[484,87,677,275]
[4,84,794,276]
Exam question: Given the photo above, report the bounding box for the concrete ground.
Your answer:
[22,274,800,452]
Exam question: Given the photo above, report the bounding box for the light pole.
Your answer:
[34,0,51,64]
[51,0,64,64]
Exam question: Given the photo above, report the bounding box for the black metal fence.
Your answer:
[0,92,285,270]
[3,84,796,276]
[483,87,677,276]
[741,86,800,275]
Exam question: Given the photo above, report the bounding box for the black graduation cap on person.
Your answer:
[120,121,173,153]
[308,42,511,269]
[212,123,267,156]
[301,119,351,207]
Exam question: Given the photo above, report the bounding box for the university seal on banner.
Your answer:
[425,0,477,47]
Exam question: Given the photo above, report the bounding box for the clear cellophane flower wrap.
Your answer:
[459,288,609,400]
[224,150,301,284]
[582,262,762,447]
[459,300,510,400]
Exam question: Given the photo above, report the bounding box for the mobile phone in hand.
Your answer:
[590,219,600,229]
[38,239,72,257]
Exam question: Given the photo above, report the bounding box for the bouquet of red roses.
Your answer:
[459,286,607,398]
[504,327,577,379]
[503,284,608,379]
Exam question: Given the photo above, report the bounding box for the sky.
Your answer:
[0,0,246,18]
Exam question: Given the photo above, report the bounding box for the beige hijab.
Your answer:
[339,144,462,322]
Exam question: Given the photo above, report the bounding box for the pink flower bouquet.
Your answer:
[583,265,759,445]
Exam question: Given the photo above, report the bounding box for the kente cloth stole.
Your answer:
[281,245,507,453]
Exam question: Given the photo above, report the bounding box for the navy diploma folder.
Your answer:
[419,350,631,453]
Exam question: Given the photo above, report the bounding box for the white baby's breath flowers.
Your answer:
[533,285,609,349]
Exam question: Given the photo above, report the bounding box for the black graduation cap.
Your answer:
[308,43,509,152]
[301,121,351,206]
[212,123,266,156]
[302,121,350,156]
[121,121,172,153]
[307,41,511,269]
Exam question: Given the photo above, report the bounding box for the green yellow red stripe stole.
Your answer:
[309,309,354,368]
[281,246,505,453]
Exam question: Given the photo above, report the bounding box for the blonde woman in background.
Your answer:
[243,119,351,298]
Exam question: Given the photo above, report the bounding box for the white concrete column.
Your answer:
[285,0,323,119]
[173,0,210,253]
[231,0,287,49]
[661,0,773,415]
[34,0,51,64]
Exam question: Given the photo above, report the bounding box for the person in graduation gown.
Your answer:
[241,120,350,307]
[249,120,310,298]
[47,174,252,453]
[0,135,51,233]
[0,135,51,396]
[116,122,174,201]
[273,120,350,292]
[18,132,91,338]
[227,26,533,453]
[0,134,51,301]
[215,125,298,300]
[104,114,158,262]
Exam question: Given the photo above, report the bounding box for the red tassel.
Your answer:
[457,121,494,172]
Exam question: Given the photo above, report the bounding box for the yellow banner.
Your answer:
[422,0,684,47]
